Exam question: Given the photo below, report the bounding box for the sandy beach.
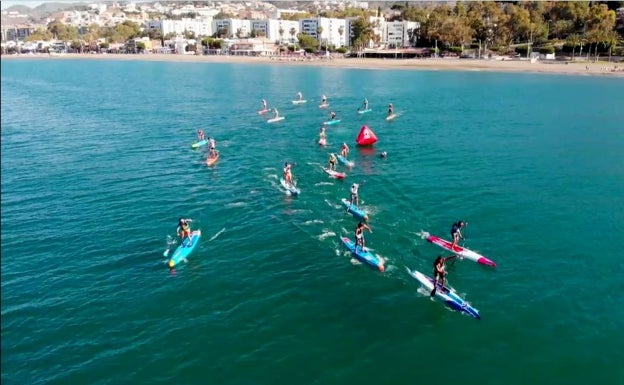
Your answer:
[3,52,623,77]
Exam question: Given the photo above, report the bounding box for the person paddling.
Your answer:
[321,94,327,105]
[354,221,372,253]
[329,111,337,121]
[430,255,457,296]
[340,142,349,158]
[283,162,294,186]
[349,182,359,208]
[362,97,369,110]
[197,129,205,141]
[177,218,193,246]
[319,125,327,141]
[273,108,280,119]
[297,91,303,101]
[388,103,394,117]
[328,153,337,171]
[450,220,466,250]
[208,137,217,158]
[261,99,267,110]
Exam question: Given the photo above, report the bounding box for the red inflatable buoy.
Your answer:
[356,125,378,146]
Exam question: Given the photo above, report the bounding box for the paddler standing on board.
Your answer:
[329,111,337,121]
[261,99,268,110]
[328,153,337,171]
[430,255,457,297]
[362,98,369,110]
[197,129,205,141]
[177,218,193,246]
[450,220,466,250]
[208,137,217,158]
[340,142,349,158]
[349,182,359,208]
[388,103,394,117]
[319,125,327,140]
[273,108,280,120]
[283,162,294,186]
[321,94,327,105]
[297,91,303,101]
[354,221,372,252]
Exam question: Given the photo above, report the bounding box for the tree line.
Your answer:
[22,1,624,58]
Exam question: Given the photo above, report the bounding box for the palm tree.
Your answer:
[566,34,582,60]
[338,25,344,47]
[278,27,284,43]
[317,26,324,50]
[602,30,621,62]
[289,27,296,43]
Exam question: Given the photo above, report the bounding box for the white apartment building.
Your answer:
[384,21,420,47]
[147,18,214,37]
[249,19,299,42]
[213,19,251,39]
[299,17,347,47]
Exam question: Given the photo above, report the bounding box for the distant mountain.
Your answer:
[3,5,32,14]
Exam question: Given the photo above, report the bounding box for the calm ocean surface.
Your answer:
[1,59,623,385]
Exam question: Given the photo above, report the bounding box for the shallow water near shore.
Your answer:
[2,59,624,385]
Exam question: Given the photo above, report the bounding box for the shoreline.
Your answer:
[3,53,624,77]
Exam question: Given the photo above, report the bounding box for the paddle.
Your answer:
[163,235,176,257]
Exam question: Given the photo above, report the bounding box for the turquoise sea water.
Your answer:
[2,59,623,385]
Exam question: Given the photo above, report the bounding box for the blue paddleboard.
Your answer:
[168,230,201,268]
[341,237,384,272]
[341,198,368,221]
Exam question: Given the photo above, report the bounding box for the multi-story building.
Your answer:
[212,19,251,39]
[1,25,36,42]
[147,18,214,37]
[384,21,420,47]
[249,19,299,42]
[299,17,347,47]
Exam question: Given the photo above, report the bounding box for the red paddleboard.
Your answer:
[257,108,270,115]
[318,138,326,146]
[425,234,497,267]
[206,152,220,166]
[321,167,346,179]
[356,125,378,146]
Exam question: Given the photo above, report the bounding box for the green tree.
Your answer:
[47,20,78,41]
[316,25,323,49]
[136,41,146,52]
[338,25,344,47]
[289,27,297,42]
[350,17,373,49]
[566,33,583,59]
[602,30,621,62]
[24,28,53,42]
[278,27,284,42]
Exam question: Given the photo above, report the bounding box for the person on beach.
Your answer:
[349,182,359,208]
[197,129,205,141]
[388,103,394,116]
[283,162,294,186]
[328,153,337,171]
[450,220,466,250]
[340,142,349,158]
[354,221,372,252]
[273,108,279,119]
[430,255,457,297]
[297,92,303,101]
[329,111,337,120]
[362,98,369,110]
[261,99,267,110]
[177,218,193,245]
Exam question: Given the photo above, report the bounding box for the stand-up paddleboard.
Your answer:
[324,119,341,126]
[341,198,368,221]
[405,267,480,320]
[168,230,201,268]
[321,166,346,180]
[280,178,300,195]
[419,231,497,267]
[292,100,307,105]
[358,108,372,114]
[341,237,384,272]
[267,116,285,123]
[319,103,329,109]
[318,138,327,146]
[336,155,354,167]
[257,108,270,115]
[206,152,219,166]
[191,139,208,149]
[386,114,397,121]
